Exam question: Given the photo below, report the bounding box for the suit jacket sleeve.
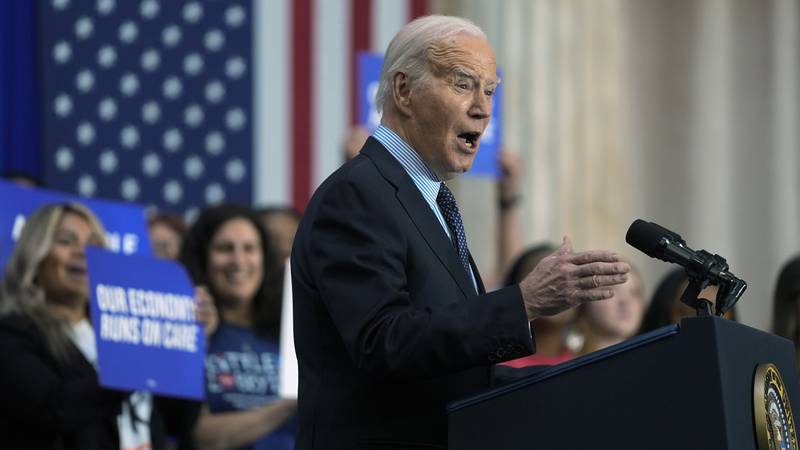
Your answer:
[299,170,534,380]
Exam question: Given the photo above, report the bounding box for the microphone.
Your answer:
[625,219,746,315]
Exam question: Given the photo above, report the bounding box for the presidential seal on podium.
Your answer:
[754,363,798,450]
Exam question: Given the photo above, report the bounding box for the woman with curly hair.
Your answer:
[180,203,296,450]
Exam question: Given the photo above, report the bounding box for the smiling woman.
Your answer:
[0,203,208,450]
[0,203,105,362]
[0,205,122,450]
[37,211,98,305]
[179,203,297,450]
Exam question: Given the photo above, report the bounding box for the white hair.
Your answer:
[374,15,487,113]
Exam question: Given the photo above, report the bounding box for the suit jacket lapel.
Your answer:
[361,139,478,298]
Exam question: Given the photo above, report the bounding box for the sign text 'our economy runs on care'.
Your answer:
[96,284,198,352]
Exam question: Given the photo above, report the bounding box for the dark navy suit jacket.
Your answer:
[291,138,534,449]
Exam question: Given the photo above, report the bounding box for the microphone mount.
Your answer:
[627,220,747,318]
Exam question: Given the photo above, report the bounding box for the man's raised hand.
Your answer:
[519,237,630,320]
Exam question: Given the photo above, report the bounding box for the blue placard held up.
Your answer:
[0,181,151,268]
[357,53,503,178]
[87,247,205,400]
[358,52,384,133]
[467,73,503,179]
[0,237,13,272]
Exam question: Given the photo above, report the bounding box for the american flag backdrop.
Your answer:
[39,0,252,216]
[36,0,428,216]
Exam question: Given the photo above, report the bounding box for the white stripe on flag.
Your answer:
[313,0,350,188]
[254,0,290,206]
[373,0,409,53]
[254,0,424,207]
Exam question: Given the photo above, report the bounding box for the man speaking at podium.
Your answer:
[291,15,630,450]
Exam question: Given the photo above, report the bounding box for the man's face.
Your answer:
[404,34,497,180]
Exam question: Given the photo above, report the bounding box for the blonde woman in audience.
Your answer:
[577,262,646,355]
[0,203,214,450]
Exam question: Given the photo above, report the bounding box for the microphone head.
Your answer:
[626,219,682,258]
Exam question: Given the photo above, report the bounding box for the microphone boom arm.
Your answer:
[627,219,747,318]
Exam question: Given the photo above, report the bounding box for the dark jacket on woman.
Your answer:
[0,314,199,450]
[0,313,123,449]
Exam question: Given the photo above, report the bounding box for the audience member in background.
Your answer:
[772,255,800,369]
[180,203,296,450]
[1,170,43,188]
[258,206,301,264]
[576,262,645,355]
[500,243,578,367]
[0,203,213,450]
[488,148,526,289]
[638,268,737,334]
[149,212,187,260]
[342,125,371,161]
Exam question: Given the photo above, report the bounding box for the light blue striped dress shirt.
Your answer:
[372,125,478,291]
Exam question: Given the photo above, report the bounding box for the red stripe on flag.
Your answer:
[350,0,372,126]
[292,0,313,211]
[409,0,428,20]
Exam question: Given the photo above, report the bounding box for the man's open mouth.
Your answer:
[458,132,481,149]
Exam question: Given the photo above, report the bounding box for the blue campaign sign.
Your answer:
[358,52,384,133]
[468,75,503,179]
[0,237,13,271]
[357,54,503,178]
[87,248,205,400]
[0,181,151,268]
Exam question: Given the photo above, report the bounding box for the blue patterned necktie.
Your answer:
[436,183,471,277]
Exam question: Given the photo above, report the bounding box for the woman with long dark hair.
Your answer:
[180,203,296,450]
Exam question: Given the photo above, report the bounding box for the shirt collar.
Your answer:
[372,125,442,204]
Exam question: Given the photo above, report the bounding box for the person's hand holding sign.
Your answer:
[195,285,218,340]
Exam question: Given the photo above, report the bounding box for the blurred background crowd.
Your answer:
[0,0,799,449]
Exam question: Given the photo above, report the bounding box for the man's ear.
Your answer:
[391,72,413,117]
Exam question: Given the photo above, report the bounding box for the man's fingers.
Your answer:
[572,261,630,277]
[567,250,620,265]
[576,273,628,289]
[576,289,615,302]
